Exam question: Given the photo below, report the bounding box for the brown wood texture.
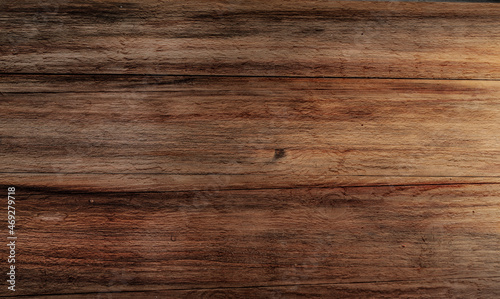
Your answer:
[2,1,500,298]
[12,185,500,296]
[1,0,500,79]
[2,76,500,181]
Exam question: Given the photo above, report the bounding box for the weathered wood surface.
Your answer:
[2,76,500,187]
[7,184,500,297]
[2,0,500,79]
[2,0,500,298]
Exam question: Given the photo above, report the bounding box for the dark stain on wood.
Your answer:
[273,149,286,160]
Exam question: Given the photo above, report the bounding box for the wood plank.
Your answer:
[3,183,500,296]
[29,279,500,299]
[2,1,500,78]
[1,76,499,191]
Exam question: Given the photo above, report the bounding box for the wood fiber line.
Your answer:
[2,0,500,79]
[2,184,500,296]
[1,76,499,189]
[2,174,500,193]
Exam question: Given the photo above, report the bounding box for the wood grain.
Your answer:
[2,0,500,297]
[2,0,500,78]
[5,183,500,296]
[1,76,500,190]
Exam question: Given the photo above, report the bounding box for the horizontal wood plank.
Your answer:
[1,76,499,192]
[29,279,500,299]
[3,183,500,296]
[2,1,500,78]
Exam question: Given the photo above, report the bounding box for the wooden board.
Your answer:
[2,76,500,182]
[10,184,500,296]
[2,0,500,298]
[1,1,500,79]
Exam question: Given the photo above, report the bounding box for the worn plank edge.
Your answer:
[4,175,500,194]
[13,181,500,194]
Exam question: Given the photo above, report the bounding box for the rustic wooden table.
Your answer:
[1,0,500,297]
